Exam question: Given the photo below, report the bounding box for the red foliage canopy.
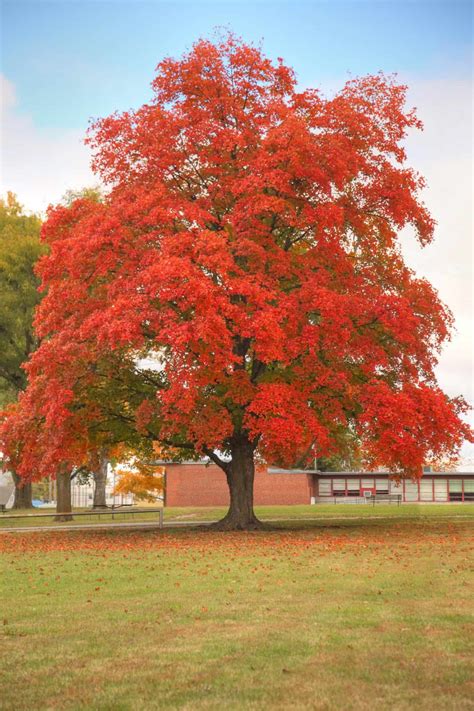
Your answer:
[2,35,471,483]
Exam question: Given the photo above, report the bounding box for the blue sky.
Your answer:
[2,0,472,130]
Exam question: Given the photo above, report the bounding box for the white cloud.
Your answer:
[0,74,96,215]
[1,75,17,110]
[399,75,473,460]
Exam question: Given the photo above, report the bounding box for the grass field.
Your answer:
[1,506,473,710]
[1,502,473,528]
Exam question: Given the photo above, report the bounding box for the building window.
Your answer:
[332,479,345,496]
[433,479,448,502]
[347,482,360,496]
[420,480,433,501]
[404,481,419,501]
[389,480,403,496]
[375,479,389,495]
[464,480,474,501]
[318,479,331,496]
[448,480,463,502]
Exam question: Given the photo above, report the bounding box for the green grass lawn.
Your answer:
[1,507,473,710]
[163,502,474,522]
[1,502,472,529]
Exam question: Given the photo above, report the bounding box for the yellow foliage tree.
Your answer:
[113,462,164,503]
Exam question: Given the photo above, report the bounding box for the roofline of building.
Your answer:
[155,462,473,477]
[152,459,212,466]
[268,468,474,477]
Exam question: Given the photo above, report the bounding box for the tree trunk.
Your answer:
[213,437,264,531]
[54,471,73,522]
[92,454,108,509]
[12,472,33,509]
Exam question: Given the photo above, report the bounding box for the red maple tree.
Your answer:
[1,35,471,529]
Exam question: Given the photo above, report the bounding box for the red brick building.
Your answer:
[162,461,474,506]
[163,461,312,507]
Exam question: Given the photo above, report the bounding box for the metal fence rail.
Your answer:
[0,506,164,528]
[367,494,402,506]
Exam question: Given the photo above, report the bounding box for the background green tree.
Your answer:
[0,193,45,507]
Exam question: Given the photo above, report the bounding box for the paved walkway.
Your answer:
[0,520,212,533]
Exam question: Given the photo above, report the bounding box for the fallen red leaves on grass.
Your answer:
[0,525,471,557]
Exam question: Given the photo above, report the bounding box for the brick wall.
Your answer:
[164,462,311,507]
